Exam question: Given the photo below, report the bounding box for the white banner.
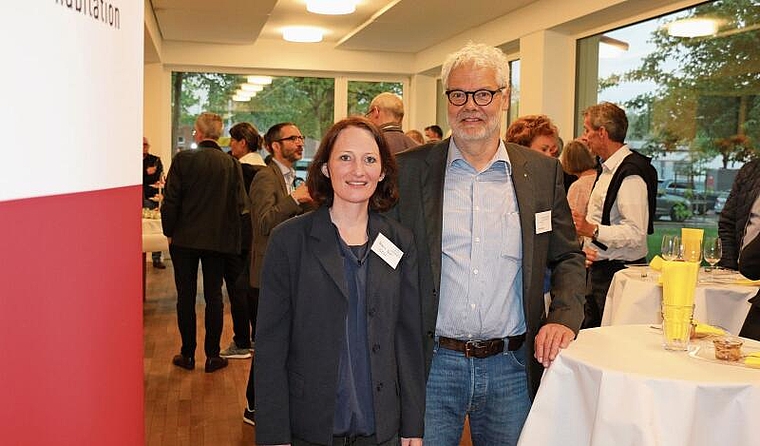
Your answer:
[0,0,142,201]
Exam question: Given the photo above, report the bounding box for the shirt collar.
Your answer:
[446,138,512,175]
[601,144,631,172]
[272,158,294,177]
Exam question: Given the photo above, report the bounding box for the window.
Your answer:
[576,0,759,257]
[347,80,403,117]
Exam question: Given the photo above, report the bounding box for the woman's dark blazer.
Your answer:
[253,205,425,446]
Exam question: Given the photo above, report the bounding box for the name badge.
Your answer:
[371,233,403,269]
[535,210,552,234]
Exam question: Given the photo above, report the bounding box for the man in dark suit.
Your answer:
[393,43,586,446]
[243,122,314,426]
[738,194,760,340]
[142,136,166,268]
[161,112,248,373]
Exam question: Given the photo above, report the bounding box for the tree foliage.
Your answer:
[600,0,760,169]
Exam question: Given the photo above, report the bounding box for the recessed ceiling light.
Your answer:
[240,83,264,92]
[307,0,356,15]
[232,95,251,102]
[235,89,256,98]
[283,26,323,43]
[667,18,719,38]
[247,76,273,85]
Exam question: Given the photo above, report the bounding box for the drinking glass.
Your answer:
[661,234,680,261]
[703,237,722,280]
[681,238,702,263]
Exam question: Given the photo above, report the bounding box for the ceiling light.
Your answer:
[235,89,256,98]
[667,18,719,38]
[247,76,273,85]
[240,83,264,92]
[283,26,323,43]
[306,0,356,15]
[232,95,251,102]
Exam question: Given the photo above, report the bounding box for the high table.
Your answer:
[517,325,760,446]
[142,217,168,299]
[602,267,758,334]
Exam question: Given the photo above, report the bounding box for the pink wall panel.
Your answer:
[0,185,144,445]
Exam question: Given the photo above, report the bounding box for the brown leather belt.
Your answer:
[438,334,526,358]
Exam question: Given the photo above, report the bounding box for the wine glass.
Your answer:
[681,238,703,263]
[661,234,680,261]
[703,237,722,280]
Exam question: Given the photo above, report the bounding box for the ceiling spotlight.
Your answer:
[247,76,273,85]
[240,83,264,92]
[283,26,323,43]
[307,0,356,15]
[667,18,719,38]
[235,89,256,98]
[232,95,251,102]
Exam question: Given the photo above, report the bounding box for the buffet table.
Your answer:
[517,325,760,446]
[602,267,758,334]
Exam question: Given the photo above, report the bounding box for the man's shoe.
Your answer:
[152,261,167,269]
[172,354,195,370]
[220,342,252,359]
[243,408,255,426]
[205,356,229,373]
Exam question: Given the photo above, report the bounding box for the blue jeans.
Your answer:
[424,339,531,446]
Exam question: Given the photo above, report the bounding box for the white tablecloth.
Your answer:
[142,218,168,253]
[602,267,758,334]
[518,325,760,446]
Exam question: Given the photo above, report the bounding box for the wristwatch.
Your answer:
[592,225,599,240]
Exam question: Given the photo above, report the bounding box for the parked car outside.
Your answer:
[713,190,730,214]
[659,179,721,214]
[655,188,692,222]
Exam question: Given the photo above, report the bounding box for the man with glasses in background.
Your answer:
[366,92,418,154]
[243,122,314,426]
[392,42,585,445]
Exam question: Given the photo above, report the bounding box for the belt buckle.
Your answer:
[464,340,487,357]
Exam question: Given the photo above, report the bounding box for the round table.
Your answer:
[517,324,760,446]
[602,267,758,334]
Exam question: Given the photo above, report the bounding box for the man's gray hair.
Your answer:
[441,42,510,89]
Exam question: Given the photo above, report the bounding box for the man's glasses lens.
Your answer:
[445,88,503,106]
[278,135,304,143]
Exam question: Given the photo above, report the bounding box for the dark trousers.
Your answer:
[170,245,226,358]
[143,198,163,263]
[739,296,760,341]
[245,286,262,407]
[582,259,641,328]
[292,434,399,446]
[224,250,259,349]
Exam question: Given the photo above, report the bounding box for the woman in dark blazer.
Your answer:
[254,116,425,446]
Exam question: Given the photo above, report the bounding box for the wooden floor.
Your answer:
[144,260,472,445]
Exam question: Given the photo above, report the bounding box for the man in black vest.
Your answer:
[573,102,657,328]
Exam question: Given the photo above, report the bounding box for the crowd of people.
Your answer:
[142,41,758,446]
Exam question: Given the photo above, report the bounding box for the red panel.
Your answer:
[0,186,144,445]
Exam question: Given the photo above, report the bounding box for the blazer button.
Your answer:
[368,308,376,317]
[372,343,380,353]
[376,383,384,392]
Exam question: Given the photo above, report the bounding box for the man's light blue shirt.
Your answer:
[437,139,525,340]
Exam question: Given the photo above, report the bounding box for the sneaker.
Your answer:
[205,356,229,373]
[243,408,255,426]
[220,342,252,359]
[172,354,195,370]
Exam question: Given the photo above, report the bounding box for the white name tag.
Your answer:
[371,233,403,269]
[535,210,552,234]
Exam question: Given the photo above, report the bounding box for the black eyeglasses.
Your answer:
[445,88,504,106]
[275,135,305,143]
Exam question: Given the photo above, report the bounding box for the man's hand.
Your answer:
[401,438,423,446]
[291,183,313,204]
[572,211,596,238]
[534,323,575,368]
[583,246,598,268]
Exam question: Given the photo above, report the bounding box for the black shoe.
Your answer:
[152,261,167,269]
[243,408,255,426]
[172,354,195,370]
[205,356,229,373]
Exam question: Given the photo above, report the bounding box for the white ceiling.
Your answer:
[148,0,538,53]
